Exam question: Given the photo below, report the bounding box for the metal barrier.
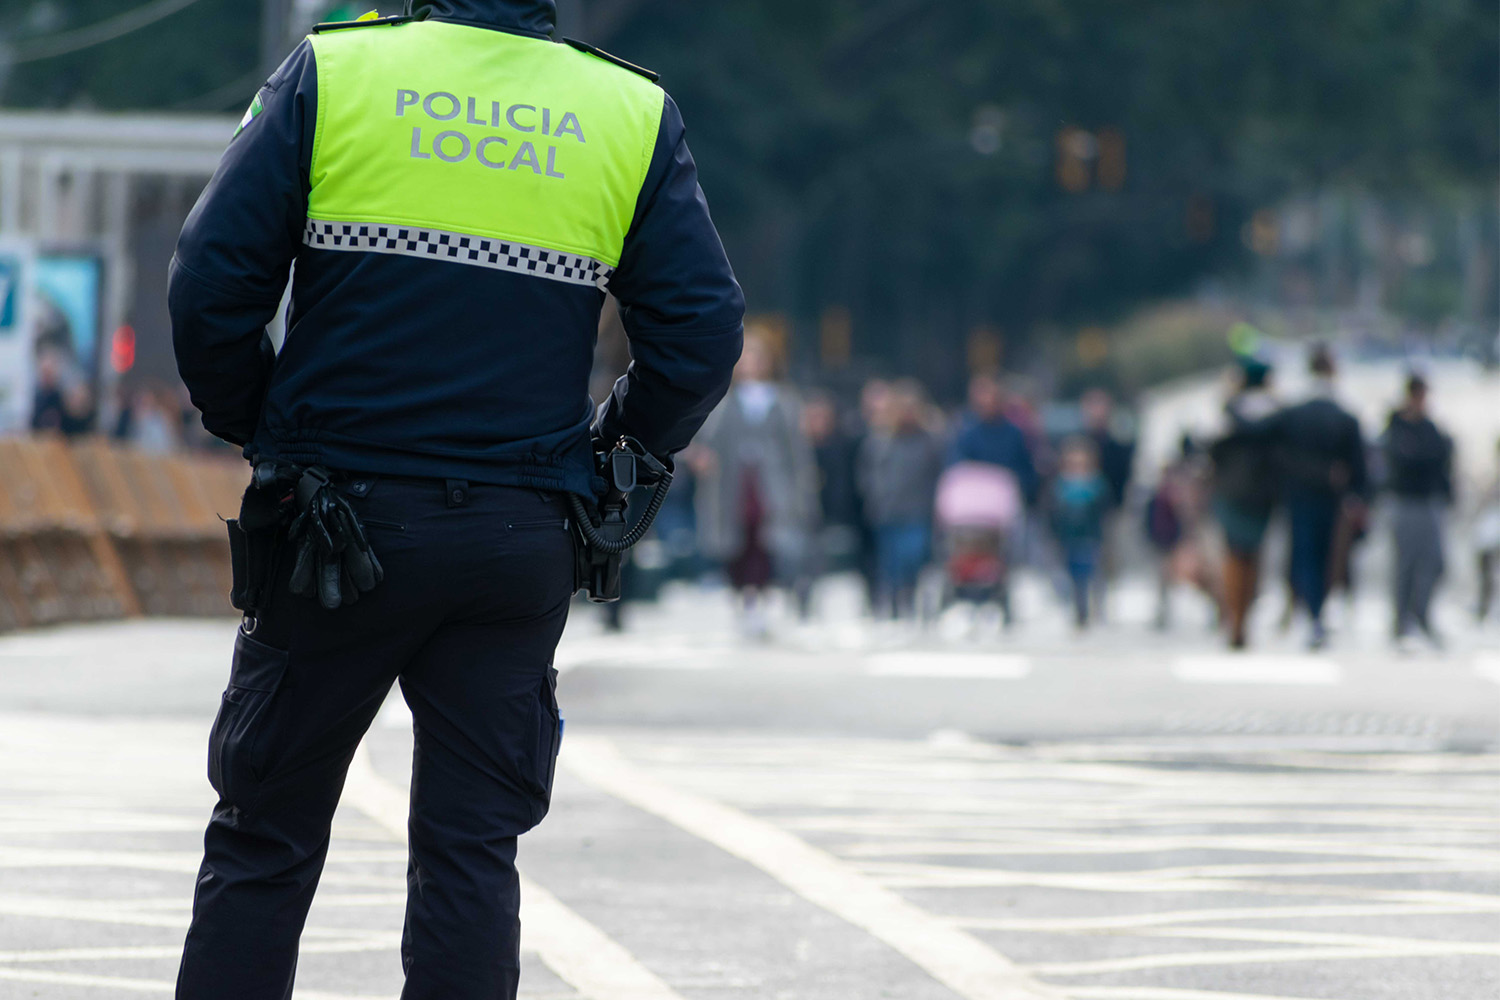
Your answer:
[0,435,245,630]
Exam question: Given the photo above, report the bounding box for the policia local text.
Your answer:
[400,89,586,177]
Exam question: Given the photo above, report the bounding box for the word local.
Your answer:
[399,90,586,178]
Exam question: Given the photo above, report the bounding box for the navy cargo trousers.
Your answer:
[176,477,575,1000]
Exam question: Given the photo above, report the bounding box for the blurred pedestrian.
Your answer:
[801,391,861,613]
[1079,388,1135,620]
[111,384,137,442]
[952,373,1039,503]
[32,349,98,437]
[130,386,182,454]
[953,372,1042,580]
[59,382,97,437]
[1144,465,1185,629]
[858,379,944,619]
[1266,345,1368,649]
[1382,374,1453,650]
[29,353,68,432]
[1209,358,1279,649]
[853,378,892,608]
[1081,389,1135,509]
[1145,436,1220,631]
[1047,437,1110,629]
[1185,439,1225,618]
[693,334,818,637]
[1476,438,1500,624]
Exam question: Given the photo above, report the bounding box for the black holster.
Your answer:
[573,494,628,603]
[227,466,296,624]
[569,438,672,604]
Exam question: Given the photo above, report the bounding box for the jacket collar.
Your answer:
[405,1,556,38]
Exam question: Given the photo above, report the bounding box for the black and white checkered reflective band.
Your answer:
[303,219,614,291]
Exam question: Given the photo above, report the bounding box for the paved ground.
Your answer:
[0,575,1497,999]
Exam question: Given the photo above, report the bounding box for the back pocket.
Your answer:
[507,517,569,532]
[207,629,290,810]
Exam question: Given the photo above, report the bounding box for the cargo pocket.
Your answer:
[207,628,290,810]
[525,667,563,823]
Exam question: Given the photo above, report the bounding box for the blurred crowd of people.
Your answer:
[652,331,1142,638]
[639,333,1500,653]
[29,335,1500,652]
[1176,344,1497,653]
[30,351,222,454]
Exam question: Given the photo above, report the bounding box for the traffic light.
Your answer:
[110,325,136,374]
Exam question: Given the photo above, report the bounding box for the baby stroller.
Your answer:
[933,462,1023,624]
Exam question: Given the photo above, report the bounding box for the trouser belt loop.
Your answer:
[446,479,470,508]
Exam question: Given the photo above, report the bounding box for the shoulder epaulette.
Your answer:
[563,38,660,82]
[312,14,414,34]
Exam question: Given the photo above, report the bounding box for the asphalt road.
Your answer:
[0,575,1496,1000]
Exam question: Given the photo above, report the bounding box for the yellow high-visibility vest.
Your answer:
[306,18,663,289]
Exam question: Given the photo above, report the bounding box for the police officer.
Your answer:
[169,2,743,997]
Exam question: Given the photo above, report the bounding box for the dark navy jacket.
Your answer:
[1264,392,1369,500]
[950,413,1039,504]
[170,0,744,495]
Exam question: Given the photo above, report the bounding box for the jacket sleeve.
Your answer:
[1347,418,1371,498]
[1441,432,1455,503]
[1012,429,1040,505]
[949,420,973,465]
[783,394,821,527]
[594,94,745,459]
[169,41,317,447]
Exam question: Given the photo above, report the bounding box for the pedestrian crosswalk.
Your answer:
[865,651,1033,678]
[558,734,1063,1000]
[548,624,1497,694]
[1171,655,1342,685]
[2,613,1497,1000]
[2,709,1497,999]
[542,732,1500,1000]
[0,714,406,998]
[1475,654,1500,686]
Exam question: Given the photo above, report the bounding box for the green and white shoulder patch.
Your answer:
[234,91,265,138]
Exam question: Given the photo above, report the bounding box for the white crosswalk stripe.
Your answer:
[343,748,688,1000]
[561,734,1065,1000]
[573,732,1499,998]
[2,610,1497,1000]
[1173,655,1342,685]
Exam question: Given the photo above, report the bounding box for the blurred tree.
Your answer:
[1,0,259,110]
[600,0,1496,382]
[3,0,1494,380]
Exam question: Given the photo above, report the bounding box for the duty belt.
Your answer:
[226,463,385,626]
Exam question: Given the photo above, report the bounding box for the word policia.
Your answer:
[399,90,587,178]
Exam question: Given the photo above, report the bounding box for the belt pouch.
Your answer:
[228,517,283,616]
[227,518,251,612]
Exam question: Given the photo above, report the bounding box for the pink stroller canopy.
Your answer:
[935,462,1022,530]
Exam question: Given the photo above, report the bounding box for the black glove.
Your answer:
[286,468,384,609]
